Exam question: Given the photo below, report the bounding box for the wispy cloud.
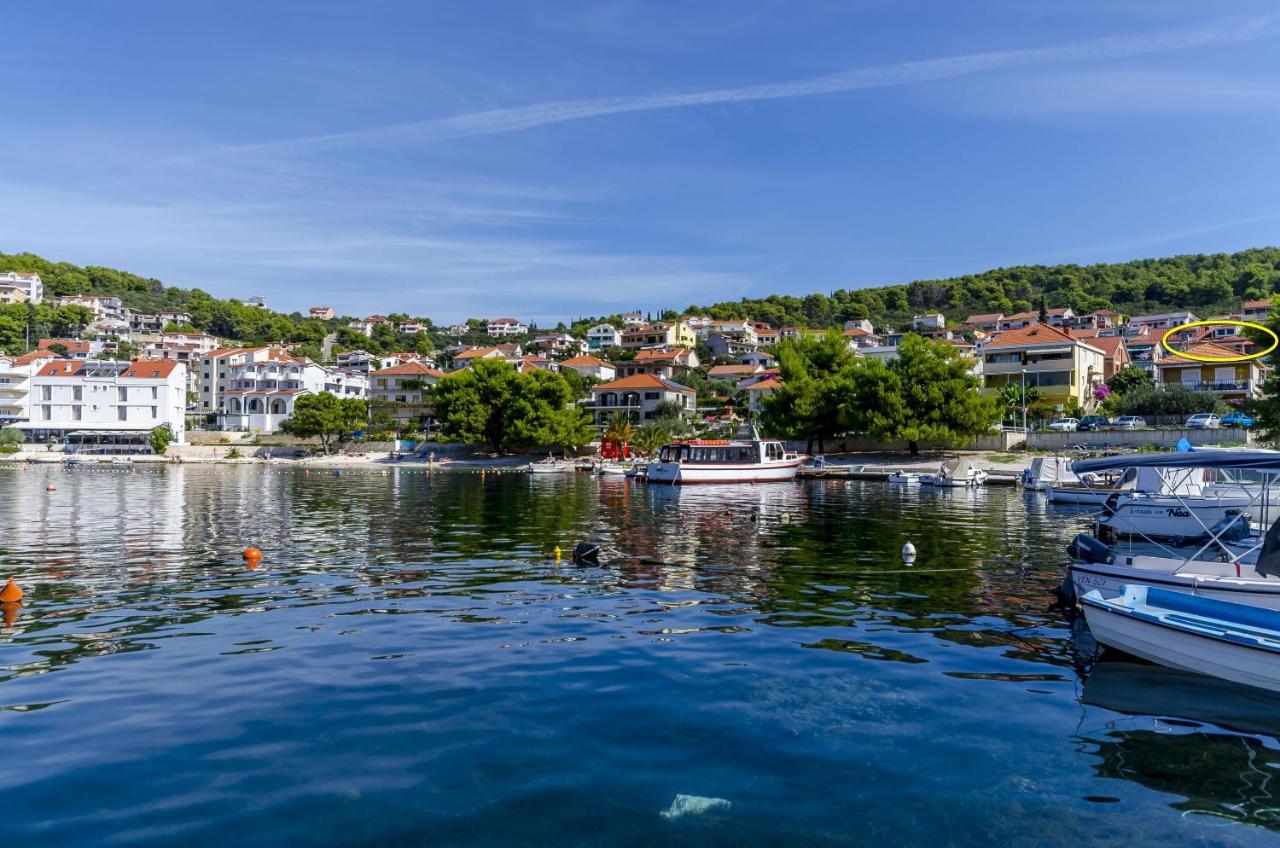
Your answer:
[207,13,1279,157]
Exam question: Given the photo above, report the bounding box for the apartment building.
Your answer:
[218,357,368,433]
[369,361,444,429]
[0,350,57,425]
[586,323,622,350]
[487,318,528,337]
[981,322,1105,408]
[1155,342,1264,402]
[0,271,42,303]
[20,359,187,447]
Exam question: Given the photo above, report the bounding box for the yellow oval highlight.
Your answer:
[1160,319,1278,363]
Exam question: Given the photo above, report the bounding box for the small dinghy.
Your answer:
[921,459,987,488]
[1083,584,1280,694]
[888,470,922,484]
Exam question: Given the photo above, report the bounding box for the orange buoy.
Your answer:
[243,547,262,561]
[0,578,23,603]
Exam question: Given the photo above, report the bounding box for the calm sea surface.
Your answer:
[3,464,1280,846]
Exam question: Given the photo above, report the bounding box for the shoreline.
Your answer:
[1,448,1039,474]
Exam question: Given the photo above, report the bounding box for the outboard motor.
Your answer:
[1172,509,1251,548]
[1067,533,1112,564]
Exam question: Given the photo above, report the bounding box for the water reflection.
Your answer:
[1,464,1278,846]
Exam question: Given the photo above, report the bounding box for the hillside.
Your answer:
[3,248,1279,358]
[683,248,1280,330]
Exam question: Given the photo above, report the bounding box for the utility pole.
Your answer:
[1021,369,1028,433]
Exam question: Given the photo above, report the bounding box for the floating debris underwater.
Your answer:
[660,794,732,820]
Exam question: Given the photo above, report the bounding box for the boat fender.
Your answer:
[1102,492,1120,517]
[1067,533,1111,565]
[572,541,602,565]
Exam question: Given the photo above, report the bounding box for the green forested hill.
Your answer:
[4,247,1279,358]
[684,248,1280,329]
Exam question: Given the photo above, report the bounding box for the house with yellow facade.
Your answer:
[1155,342,1263,402]
[981,322,1105,408]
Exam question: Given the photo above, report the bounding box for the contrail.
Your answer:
[215,14,1278,156]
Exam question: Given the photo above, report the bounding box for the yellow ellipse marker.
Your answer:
[1160,319,1278,363]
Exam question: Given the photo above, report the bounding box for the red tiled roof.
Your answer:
[592,373,693,392]
[122,360,179,379]
[562,355,611,367]
[1088,337,1129,359]
[747,377,784,390]
[376,361,444,377]
[984,322,1078,349]
[1161,342,1254,364]
[38,338,90,354]
[633,348,689,361]
[1243,299,1272,310]
[964,313,1003,323]
[707,364,762,377]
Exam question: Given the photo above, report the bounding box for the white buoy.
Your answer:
[902,541,917,562]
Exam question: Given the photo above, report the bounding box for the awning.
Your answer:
[10,422,154,433]
[1073,448,1280,475]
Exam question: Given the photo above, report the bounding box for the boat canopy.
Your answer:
[1072,448,1280,476]
[1028,456,1080,486]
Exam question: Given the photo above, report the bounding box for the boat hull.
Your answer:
[1046,485,1110,505]
[1083,598,1280,693]
[645,457,805,484]
[1100,494,1255,538]
[1071,560,1280,610]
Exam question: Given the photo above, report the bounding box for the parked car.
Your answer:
[1221,411,1256,428]
[1185,412,1221,429]
[1077,415,1109,431]
[1047,418,1079,432]
[1113,416,1147,430]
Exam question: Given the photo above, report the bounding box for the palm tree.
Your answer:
[603,412,635,445]
[631,423,670,456]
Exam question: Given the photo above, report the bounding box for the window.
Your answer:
[644,391,660,400]
[41,386,51,401]
[118,407,127,421]
[72,407,81,421]
[151,387,158,399]
[151,406,157,418]
[41,405,50,421]
[73,386,82,401]
[117,387,127,402]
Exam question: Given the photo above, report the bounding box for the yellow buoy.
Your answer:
[0,578,23,603]
[554,546,562,563]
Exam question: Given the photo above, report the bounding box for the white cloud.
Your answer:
[202,13,1279,157]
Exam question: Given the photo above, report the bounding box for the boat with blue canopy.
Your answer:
[1066,448,1280,608]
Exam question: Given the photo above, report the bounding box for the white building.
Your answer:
[1128,311,1200,332]
[561,355,616,382]
[487,318,528,337]
[586,373,695,425]
[59,295,126,323]
[586,323,622,350]
[128,310,193,334]
[621,312,645,326]
[218,358,369,433]
[0,271,42,304]
[336,350,375,371]
[912,313,946,331]
[20,358,187,448]
[0,350,57,425]
[309,306,335,320]
[247,296,269,309]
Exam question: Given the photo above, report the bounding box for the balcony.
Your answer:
[1178,380,1253,394]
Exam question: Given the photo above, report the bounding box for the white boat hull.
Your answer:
[888,472,921,484]
[1100,494,1256,538]
[921,472,987,488]
[1084,601,1280,693]
[1046,485,1111,506]
[646,457,805,484]
[1071,560,1280,610]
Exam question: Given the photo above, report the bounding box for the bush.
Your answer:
[226,447,242,460]
[1120,385,1224,418]
[0,444,19,454]
[0,427,22,449]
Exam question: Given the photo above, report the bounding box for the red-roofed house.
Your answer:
[370,361,445,429]
[561,355,616,381]
[616,347,699,379]
[745,376,784,412]
[1242,299,1273,322]
[964,313,1004,332]
[1156,343,1263,401]
[981,322,1105,408]
[587,373,695,425]
[37,338,94,359]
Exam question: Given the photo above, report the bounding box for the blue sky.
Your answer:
[3,1,1279,324]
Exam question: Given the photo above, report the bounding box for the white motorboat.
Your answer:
[526,456,575,474]
[646,438,806,484]
[1067,448,1280,608]
[888,470,922,485]
[597,462,635,476]
[920,459,987,488]
[1083,584,1280,693]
